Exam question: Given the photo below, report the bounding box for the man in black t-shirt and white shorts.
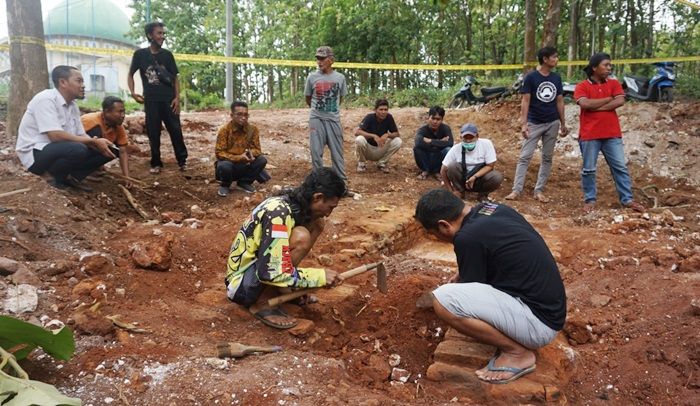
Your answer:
[354,99,402,173]
[128,21,188,174]
[415,189,567,385]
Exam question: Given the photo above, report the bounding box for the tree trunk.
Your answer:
[542,0,563,47]
[646,0,654,57]
[523,0,537,69]
[629,0,639,58]
[290,67,298,96]
[590,0,599,54]
[6,0,48,140]
[567,0,578,78]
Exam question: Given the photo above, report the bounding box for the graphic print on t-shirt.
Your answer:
[145,65,161,85]
[477,202,499,216]
[536,81,557,103]
[313,81,340,113]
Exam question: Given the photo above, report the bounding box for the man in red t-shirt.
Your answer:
[574,52,645,214]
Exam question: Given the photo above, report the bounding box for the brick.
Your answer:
[433,339,495,369]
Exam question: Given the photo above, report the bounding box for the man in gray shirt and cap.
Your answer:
[304,46,349,188]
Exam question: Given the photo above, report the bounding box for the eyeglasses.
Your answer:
[315,56,327,61]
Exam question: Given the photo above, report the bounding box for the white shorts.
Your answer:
[433,282,557,349]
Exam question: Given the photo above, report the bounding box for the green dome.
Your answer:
[44,0,135,46]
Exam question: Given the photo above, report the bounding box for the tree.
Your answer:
[523,0,537,68]
[542,0,564,47]
[6,0,48,140]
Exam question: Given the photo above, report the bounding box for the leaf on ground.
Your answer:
[0,316,74,361]
[373,206,394,212]
[0,370,81,406]
[106,315,150,333]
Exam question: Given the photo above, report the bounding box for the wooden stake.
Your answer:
[0,188,31,198]
[0,235,31,251]
[118,184,149,220]
[105,171,147,187]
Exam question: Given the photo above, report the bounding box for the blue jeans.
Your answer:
[579,138,634,204]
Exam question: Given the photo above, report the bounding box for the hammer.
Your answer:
[266,261,388,308]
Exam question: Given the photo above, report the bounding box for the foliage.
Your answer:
[0,316,74,362]
[0,316,79,405]
[77,96,143,114]
[0,372,81,406]
[676,74,700,100]
[127,0,700,104]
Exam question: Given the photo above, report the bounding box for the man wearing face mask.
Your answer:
[440,123,503,201]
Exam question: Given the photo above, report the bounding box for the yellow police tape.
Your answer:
[1,41,700,70]
[675,0,700,10]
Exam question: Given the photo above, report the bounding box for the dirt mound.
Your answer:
[1,102,699,404]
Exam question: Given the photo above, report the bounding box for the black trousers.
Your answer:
[216,156,268,187]
[29,142,113,182]
[144,100,188,168]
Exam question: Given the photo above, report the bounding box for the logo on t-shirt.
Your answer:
[536,81,557,103]
[477,202,499,216]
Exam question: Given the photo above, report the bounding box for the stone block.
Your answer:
[433,339,494,369]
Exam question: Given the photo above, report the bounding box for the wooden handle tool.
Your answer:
[266,262,382,308]
[216,342,282,358]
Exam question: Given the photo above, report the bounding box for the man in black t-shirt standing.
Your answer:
[354,99,402,173]
[413,106,454,180]
[128,21,188,174]
[505,47,568,203]
[415,189,566,385]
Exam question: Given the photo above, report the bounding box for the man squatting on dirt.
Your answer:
[415,189,566,384]
[224,167,344,329]
[15,66,116,191]
[214,101,271,197]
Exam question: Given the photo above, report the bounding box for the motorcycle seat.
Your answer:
[481,86,506,96]
[627,75,649,83]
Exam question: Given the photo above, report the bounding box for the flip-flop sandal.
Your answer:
[478,356,536,384]
[416,172,428,180]
[252,308,298,330]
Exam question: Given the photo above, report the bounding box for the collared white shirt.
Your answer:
[442,138,498,171]
[15,88,86,169]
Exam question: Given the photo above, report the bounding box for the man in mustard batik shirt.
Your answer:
[215,101,270,197]
[225,167,344,329]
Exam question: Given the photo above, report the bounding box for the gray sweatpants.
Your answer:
[433,282,557,349]
[309,118,346,181]
[511,120,560,194]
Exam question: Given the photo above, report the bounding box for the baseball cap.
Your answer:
[315,46,334,58]
[460,123,478,136]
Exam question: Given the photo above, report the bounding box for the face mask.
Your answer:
[462,142,476,151]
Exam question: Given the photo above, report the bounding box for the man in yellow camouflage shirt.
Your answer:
[225,167,344,329]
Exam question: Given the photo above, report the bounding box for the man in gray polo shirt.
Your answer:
[304,46,348,186]
[15,65,115,191]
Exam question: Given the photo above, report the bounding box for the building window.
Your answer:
[90,74,105,92]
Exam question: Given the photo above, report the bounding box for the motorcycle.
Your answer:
[622,62,676,102]
[448,74,524,108]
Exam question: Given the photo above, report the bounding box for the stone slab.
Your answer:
[433,339,495,369]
